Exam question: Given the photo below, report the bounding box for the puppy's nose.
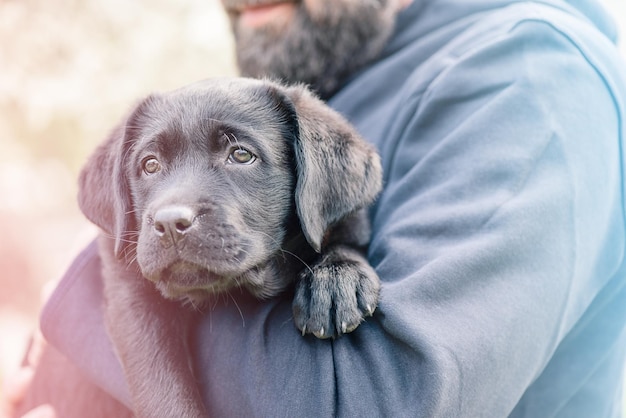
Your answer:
[153,206,195,243]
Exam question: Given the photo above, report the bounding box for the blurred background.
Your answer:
[0,0,624,405]
[0,0,236,391]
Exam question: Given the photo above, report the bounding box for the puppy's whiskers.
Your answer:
[227,291,246,329]
[124,208,142,217]
[117,238,140,245]
[100,231,139,246]
[182,296,203,313]
[279,248,314,277]
[124,250,139,269]
[257,231,314,276]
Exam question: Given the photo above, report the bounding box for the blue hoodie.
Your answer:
[42,0,626,416]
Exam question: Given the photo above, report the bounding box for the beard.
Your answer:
[226,1,398,99]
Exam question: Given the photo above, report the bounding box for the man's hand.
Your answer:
[1,281,57,418]
[1,335,56,418]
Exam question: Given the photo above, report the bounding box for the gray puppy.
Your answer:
[78,77,382,417]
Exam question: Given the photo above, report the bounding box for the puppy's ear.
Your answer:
[279,84,382,252]
[78,96,157,257]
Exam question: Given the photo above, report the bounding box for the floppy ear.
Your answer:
[78,96,156,257]
[280,84,383,252]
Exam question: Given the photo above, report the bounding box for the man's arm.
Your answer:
[184,19,625,416]
[41,14,626,418]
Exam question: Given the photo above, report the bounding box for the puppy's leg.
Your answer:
[293,244,380,339]
[99,237,206,418]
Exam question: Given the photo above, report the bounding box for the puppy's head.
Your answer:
[78,78,381,301]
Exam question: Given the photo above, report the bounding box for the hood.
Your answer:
[395,0,618,47]
[565,0,618,41]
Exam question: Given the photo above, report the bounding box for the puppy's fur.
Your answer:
[36,78,382,417]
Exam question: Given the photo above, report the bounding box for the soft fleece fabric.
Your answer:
[42,0,626,416]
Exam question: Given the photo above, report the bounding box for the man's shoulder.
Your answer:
[335,1,624,144]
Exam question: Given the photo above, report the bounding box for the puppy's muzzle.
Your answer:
[152,205,195,248]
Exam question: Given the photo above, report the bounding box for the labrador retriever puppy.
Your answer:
[78,77,382,417]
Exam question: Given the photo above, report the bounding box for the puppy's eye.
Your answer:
[142,157,161,175]
[228,148,256,165]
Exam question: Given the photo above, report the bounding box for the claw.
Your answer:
[301,324,307,336]
[312,327,325,338]
[341,322,347,334]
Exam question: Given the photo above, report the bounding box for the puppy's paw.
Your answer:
[293,247,379,339]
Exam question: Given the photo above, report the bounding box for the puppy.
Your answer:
[78,77,382,417]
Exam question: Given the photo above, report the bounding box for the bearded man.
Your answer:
[8,0,626,417]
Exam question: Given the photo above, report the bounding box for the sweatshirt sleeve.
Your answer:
[41,13,626,418]
[358,19,625,416]
[188,18,626,417]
